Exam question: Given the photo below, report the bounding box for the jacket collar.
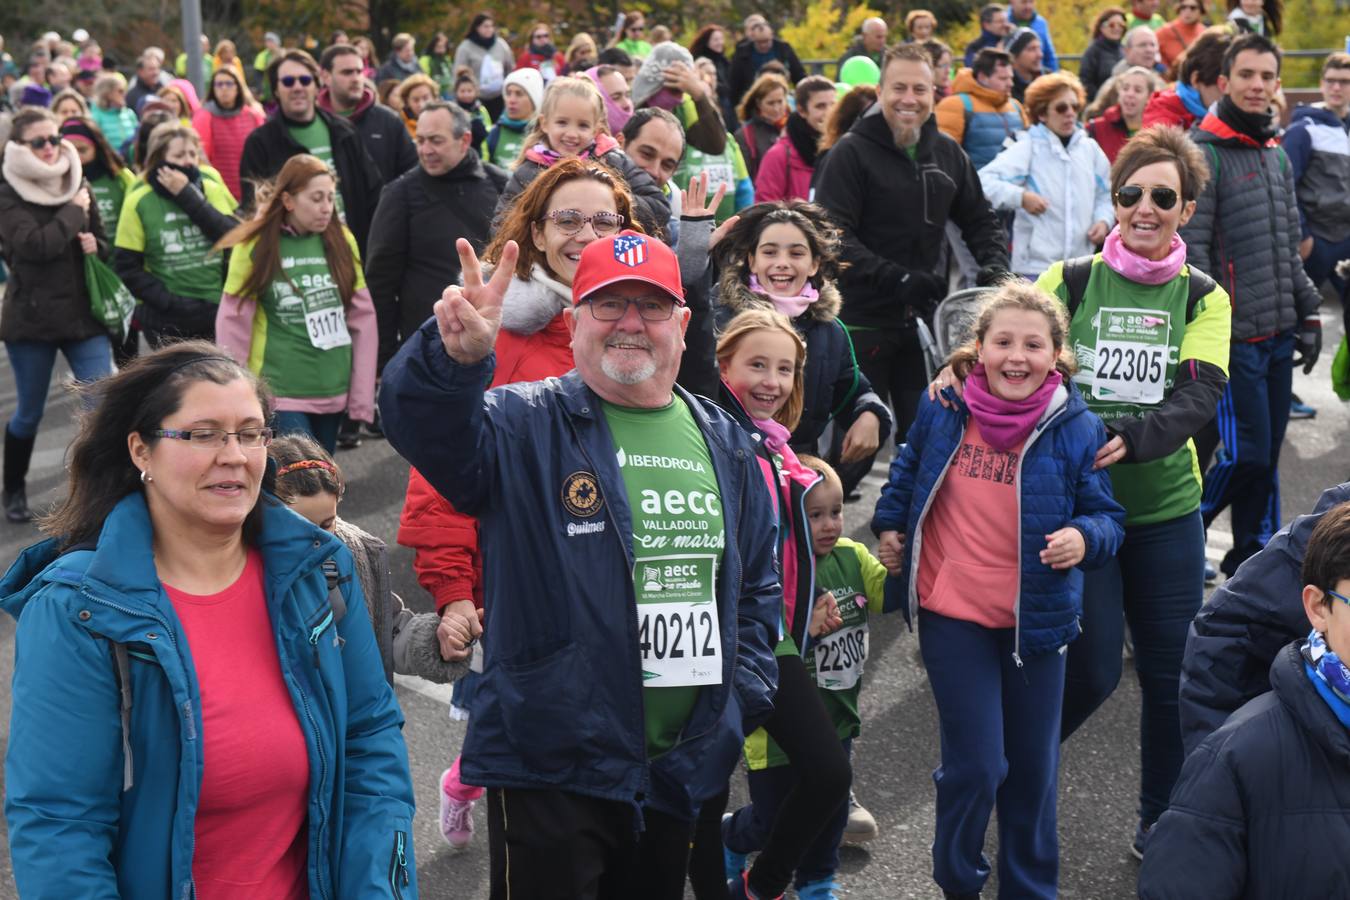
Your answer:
[950,68,1013,107]
[717,264,842,324]
[1197,109,1278,148]
[852,105,939,159]
[498,265,572,335]
[1273,642,1350,764]
[316,84,375,120]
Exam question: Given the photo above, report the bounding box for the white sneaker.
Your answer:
[438,769,475,850]
[842,789,878,844]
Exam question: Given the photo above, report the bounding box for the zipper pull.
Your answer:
[397,832,409,885]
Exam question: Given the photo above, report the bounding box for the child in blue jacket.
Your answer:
[871,282,1125,900]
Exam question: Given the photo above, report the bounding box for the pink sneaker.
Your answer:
[439,769,475,850]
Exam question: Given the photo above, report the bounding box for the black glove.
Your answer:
[975,264,1012,288]
[903,270,947,318]
[1294,315,1322,374]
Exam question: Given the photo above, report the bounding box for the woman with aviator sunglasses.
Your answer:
[980,71,1114,282]
[931,125,1232,859]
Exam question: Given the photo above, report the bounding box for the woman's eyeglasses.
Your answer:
[1051,101,1081,115]
[1115,185,1180,210]
[1176,3,1201,10]
[539,209,625,236]
[279,74,314,88]
[20,136,62,150]
[153,427,274,449]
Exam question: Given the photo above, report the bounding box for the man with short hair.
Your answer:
[379,233,780,900]
[366,101,507,372]
[935,47,1027,170]
[318,43,416,183]
[1284,52,1350,320]
[126,50,167,116]
[1144,25,1230,129]
[619,107,685,192]
[377,33,421,83]
[729,14,806,107]
[814,44,1009,451]
[1113,25,1163,75]
[1126,0,1166,30]
[838,17,889,71]
[1182,33,1323,578]
[1007,28,1044,102]
[240,50,384,252]
[965,4,1012,67]
[597,46,638,84]
[1006,0,1059,72]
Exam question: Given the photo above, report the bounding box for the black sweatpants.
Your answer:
[835,325,928,494]
[487,786,693,900]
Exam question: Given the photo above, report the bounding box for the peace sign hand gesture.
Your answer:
[434,238,519,366]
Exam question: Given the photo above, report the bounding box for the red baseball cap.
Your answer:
[571,230,685,307]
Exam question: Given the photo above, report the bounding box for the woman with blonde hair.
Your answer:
[91,72,137,152]
[396,73,440,136]
[215,154,375,453]
[50,88,89,121]
[562,32,599,75]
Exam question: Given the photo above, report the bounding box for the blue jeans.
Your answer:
[920,609,1065,899]
[272,410,343,455]
[1201,332,1295,573]
[5,336,114,439]
[1060,510,1205,827]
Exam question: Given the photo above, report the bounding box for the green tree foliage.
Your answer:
[780,0,885,65]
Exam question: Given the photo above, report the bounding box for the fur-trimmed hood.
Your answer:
[717,262,842,326]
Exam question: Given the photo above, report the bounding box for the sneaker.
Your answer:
[722,813,748,881]
[1130,820,1152,861]
[336,418,362,450]
[1289,394,1317,420]
[1204,561,1219,584]
[796,877,840,899]
[726,870,783,900]
[438,770,475,850]
[841,790,878,844]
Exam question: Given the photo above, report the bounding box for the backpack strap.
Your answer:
[959,92,974,137]
[1185,265,1218,320]
[1062,255,1095,320]
[322,556,347,625]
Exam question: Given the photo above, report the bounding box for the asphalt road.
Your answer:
[0,299,1343,899]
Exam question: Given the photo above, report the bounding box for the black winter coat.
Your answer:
[1180,481,1350,756]
[1078,37,1123,102]
[729,39,806,112]
[349,102,418,185]
[1139,643,1350,899]
[365,152,509,370]
[0,181,108,343]
[812,110,1009,329]
[715,267,892,454]
[239,109,384,254]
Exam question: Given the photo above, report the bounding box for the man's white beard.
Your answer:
[601,356,657,385]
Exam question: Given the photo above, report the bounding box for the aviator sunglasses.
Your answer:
[1114,185,1179,210]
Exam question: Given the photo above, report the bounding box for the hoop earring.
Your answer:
[141,469,153,484]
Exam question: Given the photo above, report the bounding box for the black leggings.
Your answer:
[734,654,853,897]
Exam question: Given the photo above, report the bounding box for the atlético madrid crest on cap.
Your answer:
[613,234,648,267]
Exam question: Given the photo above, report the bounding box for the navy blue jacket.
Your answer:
[379,320,781,822]
[871,385,1125,659]
[1139,643,1350,899]
[1180,481,1350,757]
[1,494,416,899]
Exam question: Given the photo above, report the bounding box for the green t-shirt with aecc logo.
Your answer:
[672,137,748,224]
[602,397,726,759]
[115,178,238,302]
[88,169,135,242]
[287,116,345,215]
[224,229,365,400]
[490,123,527,169]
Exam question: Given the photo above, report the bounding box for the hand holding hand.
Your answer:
[809,591,844,638]
[436,599,484,662]
[878,531,906,575]
[840,411,881,463]
[434,238,518,365]
[1040,527,1086,570]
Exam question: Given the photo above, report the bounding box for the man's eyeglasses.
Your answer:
[1115,185,1180,210]
[152,427,274,449]
[586,296,677,321]
[1330,588,1350,609]
[279,74,314,88]
[539,209,625,236]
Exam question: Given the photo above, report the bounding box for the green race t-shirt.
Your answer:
[115,179,238,301]
[672,138,747,224]
[490,124,527,169]
[288,117,345,215]
[603,397,726,758]
[1037,258,1231,526]
[89,169,134,242]
[224,230,365,399]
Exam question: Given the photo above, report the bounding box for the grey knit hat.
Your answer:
[631,42,694,107]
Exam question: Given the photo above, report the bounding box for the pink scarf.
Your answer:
[752,416,792,454]
[748,275,820,318]
[584,66,633,134]
[523,132,619,167]
[1100,225,1188,285]
[963,364,1061,452]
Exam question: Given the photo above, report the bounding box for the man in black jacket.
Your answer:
[814,44,1008,462]
[317,44,418,184]
[728,15,807,108]
[239,50,384,253]
[365,101,508,371]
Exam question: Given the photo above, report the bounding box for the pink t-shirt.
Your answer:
[164,550,310,900]
[917,419,1022,629]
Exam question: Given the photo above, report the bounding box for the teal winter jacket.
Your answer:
[1,492,417,899]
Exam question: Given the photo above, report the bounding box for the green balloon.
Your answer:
[839,56,880,86]
[835,81,851,99]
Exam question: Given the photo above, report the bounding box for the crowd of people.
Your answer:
[0,1,1347,898]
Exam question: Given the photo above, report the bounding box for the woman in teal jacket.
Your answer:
[1,342,417,899]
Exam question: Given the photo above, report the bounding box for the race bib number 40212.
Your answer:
[635,554,722,687]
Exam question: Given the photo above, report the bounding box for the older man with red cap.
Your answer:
[380,234,781,900]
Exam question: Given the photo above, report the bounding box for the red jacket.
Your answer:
[514,49,566,80]
[754,133,815,203]
[1086,105,1132,163]
[398,272,574,612]
[1142,87,1199,132]
[192,104,266,200]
